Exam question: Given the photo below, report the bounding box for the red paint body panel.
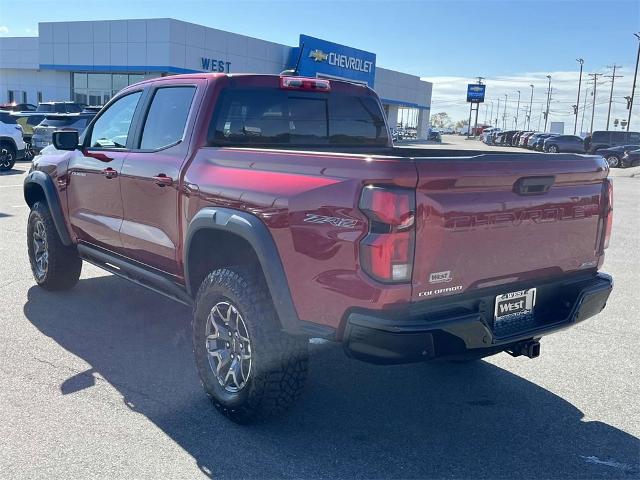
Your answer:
[411,156,608,301]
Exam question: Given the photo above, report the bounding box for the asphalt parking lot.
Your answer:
[1,159,639,479]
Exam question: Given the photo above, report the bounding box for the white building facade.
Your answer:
[0,19,431,137]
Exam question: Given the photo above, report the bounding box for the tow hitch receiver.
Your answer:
[507,340,541,359]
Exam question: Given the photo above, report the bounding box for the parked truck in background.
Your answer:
[24,73,614,423]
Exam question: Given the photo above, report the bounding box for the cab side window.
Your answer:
[89,92,142,149]
[139,86,196,150]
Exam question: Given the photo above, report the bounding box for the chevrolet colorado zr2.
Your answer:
[23,73,614,423]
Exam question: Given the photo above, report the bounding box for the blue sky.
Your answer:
[1,0,639,128]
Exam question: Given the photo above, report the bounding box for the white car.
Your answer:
[0,119,27,171]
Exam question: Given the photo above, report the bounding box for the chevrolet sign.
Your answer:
[308,49,373,74]
[295,34,376,87]
[467,84,486,103]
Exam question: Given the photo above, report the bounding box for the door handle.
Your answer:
[102,167,118,179]
[153,174,173,187]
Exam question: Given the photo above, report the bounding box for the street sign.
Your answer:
[467,84,486,103]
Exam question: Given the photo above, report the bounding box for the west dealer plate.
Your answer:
[494,288,537,321]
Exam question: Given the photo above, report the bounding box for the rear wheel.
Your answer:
[0,141,16,171]
[193,267,308,423]
[27,202,82,290]
[605,155,620,168]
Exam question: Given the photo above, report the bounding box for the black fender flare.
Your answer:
[184,207,333,338]
[23,170,73,246]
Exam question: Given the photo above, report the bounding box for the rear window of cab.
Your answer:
[209,88,388,147]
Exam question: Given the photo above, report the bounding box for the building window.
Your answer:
[72,72,159,107]
[7,90,13,102]
[37,91,43,103]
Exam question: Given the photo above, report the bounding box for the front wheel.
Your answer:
[606,155,620,168]
[193,267,308,423]
[27,202,82,290]
[0,141,16,171]
[548,145,559,153]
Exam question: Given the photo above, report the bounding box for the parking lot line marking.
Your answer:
[0,185,23,188]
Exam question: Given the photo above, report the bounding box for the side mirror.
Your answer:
[52,130,80,151]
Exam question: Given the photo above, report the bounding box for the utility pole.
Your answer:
[528,84,534,130]
[544,75,552,132]
[503,93,508,129]
[588,73,602,134]
[488,100,494,126]
[627,33,640,131]
[514,90,521,129]
[538,104,543,131]
[605,65,623,130]
[495,97,500,126]
[574,58,584,134]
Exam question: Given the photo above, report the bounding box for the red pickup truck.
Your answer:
[24,73,613,423]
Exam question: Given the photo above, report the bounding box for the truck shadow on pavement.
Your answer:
[24,275,639,479]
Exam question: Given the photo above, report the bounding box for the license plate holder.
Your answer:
[494,288,537,321]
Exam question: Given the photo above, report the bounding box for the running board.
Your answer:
[77,244,193,307]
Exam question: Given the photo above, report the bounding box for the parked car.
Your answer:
[31,112,97,153]
[543,135,585,153]
[530,133,559,151]
[495,130,518,145]
[428,130,442,142]
[0,119,27,171]
[511,131,523,146]
[584,130,640,153]
[0,102,37,112]
[621,148,640,168]
[520,131,537,147]
[24,73,613,423]
[597,144,640,168]
[481,127,499,143]
[36,101,84,113]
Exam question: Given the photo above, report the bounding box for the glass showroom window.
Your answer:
[72,73,159,106]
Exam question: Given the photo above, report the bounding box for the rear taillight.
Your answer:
[603,178,613,249]
[280,76,330,92]
[359,186,415,283]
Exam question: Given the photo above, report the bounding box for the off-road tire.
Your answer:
[193,267,308,424]
[0,141,16,171]
[27,201,82,290]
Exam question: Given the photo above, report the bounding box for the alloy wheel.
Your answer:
[205,301,252,393]
[32,219,48,280]
[0,149,13,169]
[606,155,619,168]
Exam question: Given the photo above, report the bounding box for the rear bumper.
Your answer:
[343,272,613,364]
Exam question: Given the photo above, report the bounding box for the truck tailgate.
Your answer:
[411,153,608,301]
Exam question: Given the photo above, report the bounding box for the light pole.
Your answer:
[574,58,584,134]
[495,97,501,126]
[544,75,552,132]
[503,93,508,129]
[514,90,521,129]
[627,33,640,131]
[527,84,534,130]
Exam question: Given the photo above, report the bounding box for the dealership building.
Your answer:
[0,18,432,137]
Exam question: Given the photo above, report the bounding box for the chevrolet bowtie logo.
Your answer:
[309,49,328,62]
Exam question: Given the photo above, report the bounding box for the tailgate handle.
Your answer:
[513,176,555,196]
